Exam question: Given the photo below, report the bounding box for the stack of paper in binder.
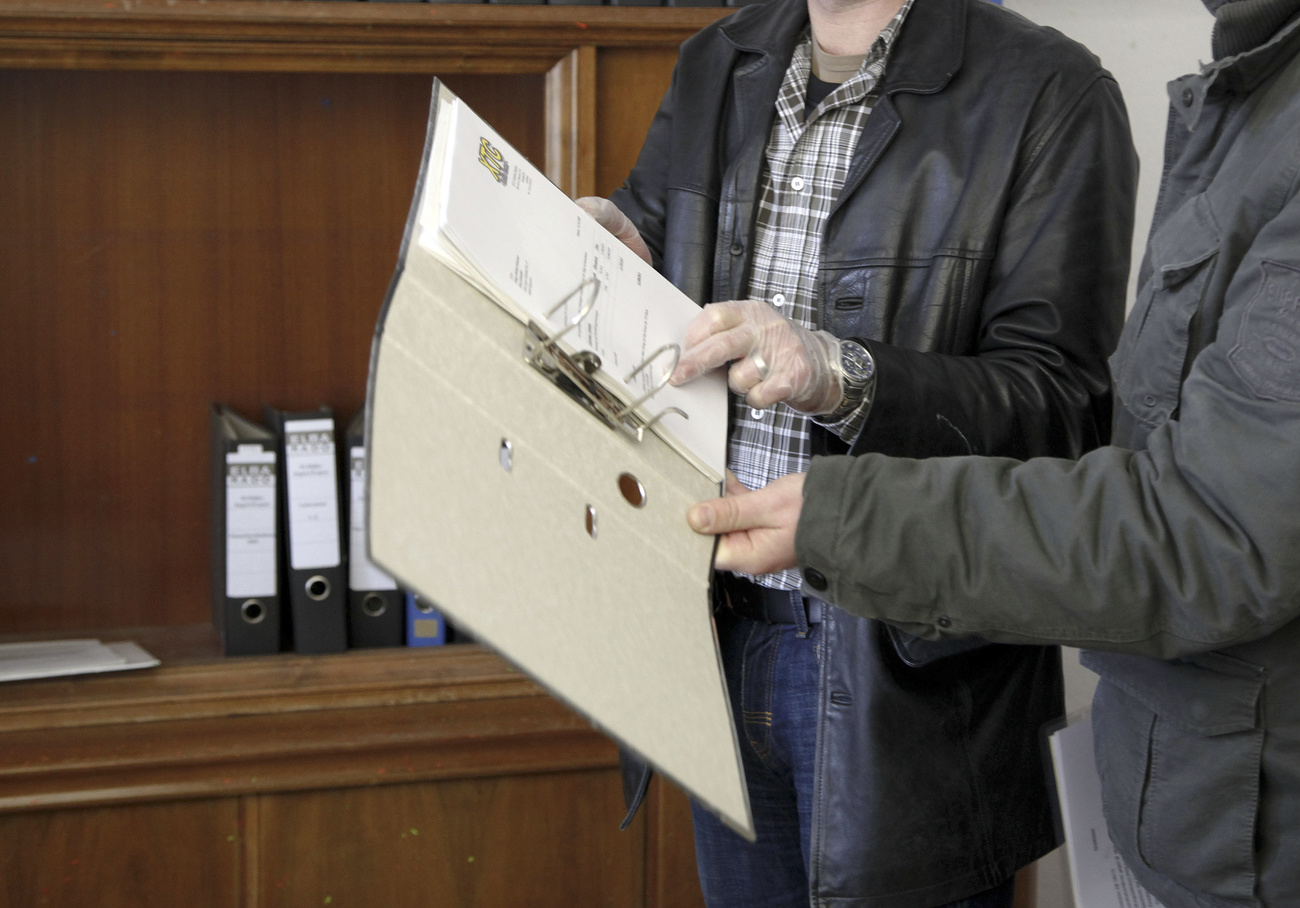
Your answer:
[364,80,752,838]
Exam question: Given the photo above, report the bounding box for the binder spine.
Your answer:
[210,404,283,656]
[266,406,349,655]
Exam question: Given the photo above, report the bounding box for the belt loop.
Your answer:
[789,590,811,638]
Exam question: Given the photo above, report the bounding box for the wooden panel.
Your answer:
[0,647,618,812]
[256,772,643,907]
[0,2,727,74]
[0,69,542,634]
[594,46,681,198]
[644,776,706,908]
[0,798,242,908]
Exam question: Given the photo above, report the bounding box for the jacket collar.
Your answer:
[719,0,964,97]
[1170,6,1300,127]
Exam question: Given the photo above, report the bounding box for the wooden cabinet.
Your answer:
[0,2,728,904]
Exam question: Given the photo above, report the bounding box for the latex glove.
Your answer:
[688,471,805,576]
[575,197,653,266]
[670,300,843,414]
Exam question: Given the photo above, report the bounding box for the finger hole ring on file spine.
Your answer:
[619,473,647,507]
[240,599,267,624]
[306,575,331,601]
[586,505,598,538]
[362,593,387,618]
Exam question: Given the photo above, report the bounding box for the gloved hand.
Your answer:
[575,197,653,266]
[669,300,844,415]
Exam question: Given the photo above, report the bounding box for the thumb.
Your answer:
[688,492,746,534]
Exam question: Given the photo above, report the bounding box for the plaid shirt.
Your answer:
[730,1,912,591]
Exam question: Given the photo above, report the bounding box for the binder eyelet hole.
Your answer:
[499,439,513,472]
[240,599,266,625]
[586,505,598,538]
[618,473,646,507]
[305,575,331,601]
[361,593,387,618]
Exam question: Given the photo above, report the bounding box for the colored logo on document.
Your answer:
[478,137,509,185]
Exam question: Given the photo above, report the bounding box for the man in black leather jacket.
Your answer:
[580,0,1137,904]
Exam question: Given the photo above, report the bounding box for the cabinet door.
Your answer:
[0,799,243,908]
[255,771,642,907]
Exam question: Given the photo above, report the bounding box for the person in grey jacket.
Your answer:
[683,1,1300,906]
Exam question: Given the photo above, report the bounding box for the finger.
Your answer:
[671,327,755,386]
[727,357,767,397]
[682,302,746,349]
[687,489,762,535]
[724,469,746,496]
[744,374,796,410]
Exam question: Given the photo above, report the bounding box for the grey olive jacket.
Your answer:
[797,5,1300,906]
[609,0,1137,903]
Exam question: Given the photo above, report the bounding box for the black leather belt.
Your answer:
[720,573,823,626]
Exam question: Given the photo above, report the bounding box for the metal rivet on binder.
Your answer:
[305,575,331,601]
[240,599,266,625]
[500,438,513,472]
[618,473,647,508]
[586,505,598,538]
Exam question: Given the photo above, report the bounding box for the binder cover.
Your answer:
[405,592,448,647]
[345,410,405,648]
[264,405,348,655]
[365,80,752,838]
[210,404,283,656]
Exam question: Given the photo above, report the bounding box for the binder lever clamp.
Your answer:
[524,278,688,443]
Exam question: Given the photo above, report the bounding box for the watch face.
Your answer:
[841,342,874,383]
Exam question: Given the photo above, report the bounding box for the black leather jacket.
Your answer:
[611,0,1137,904]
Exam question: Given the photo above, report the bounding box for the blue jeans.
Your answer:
[690,612,1016,908]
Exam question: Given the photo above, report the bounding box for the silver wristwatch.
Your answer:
[832,339,876,417]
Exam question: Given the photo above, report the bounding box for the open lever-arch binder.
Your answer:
[365,80,753,839]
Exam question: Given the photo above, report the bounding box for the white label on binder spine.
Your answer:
[349,446,397,591]
[284,418,341,570]
[226,445,278,598]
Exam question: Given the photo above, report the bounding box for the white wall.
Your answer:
[995,3,1211,903]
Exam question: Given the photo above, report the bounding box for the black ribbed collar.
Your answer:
[1207,0,1300,58]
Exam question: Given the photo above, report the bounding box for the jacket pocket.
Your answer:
[1109,194,1220,430]
[883,624,991,667]
[820,254,986,351]
[1082,650,1264,906]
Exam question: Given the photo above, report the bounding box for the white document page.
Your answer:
[284,418,341,571]
[1050,715,1168,908]
[0,640,159,683]
[226,444,278,599]
[416,96,727,481]
[349,446,397,591]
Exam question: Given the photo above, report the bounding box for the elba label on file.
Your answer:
[225,444,278,599]
[349,445,398,592]
[284,417,342,571]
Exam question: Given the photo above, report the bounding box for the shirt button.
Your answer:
[1143,394,1158,407]
[790,176,806,192]
[749,408,766,420]
[805,568,828,591]
[772,293,786,307]
[937,616,952,629]
[1181,87,1194,107]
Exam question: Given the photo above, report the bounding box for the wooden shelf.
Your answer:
[0,645,615,813]
[0,4,708,903]
[0,0,728,72]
